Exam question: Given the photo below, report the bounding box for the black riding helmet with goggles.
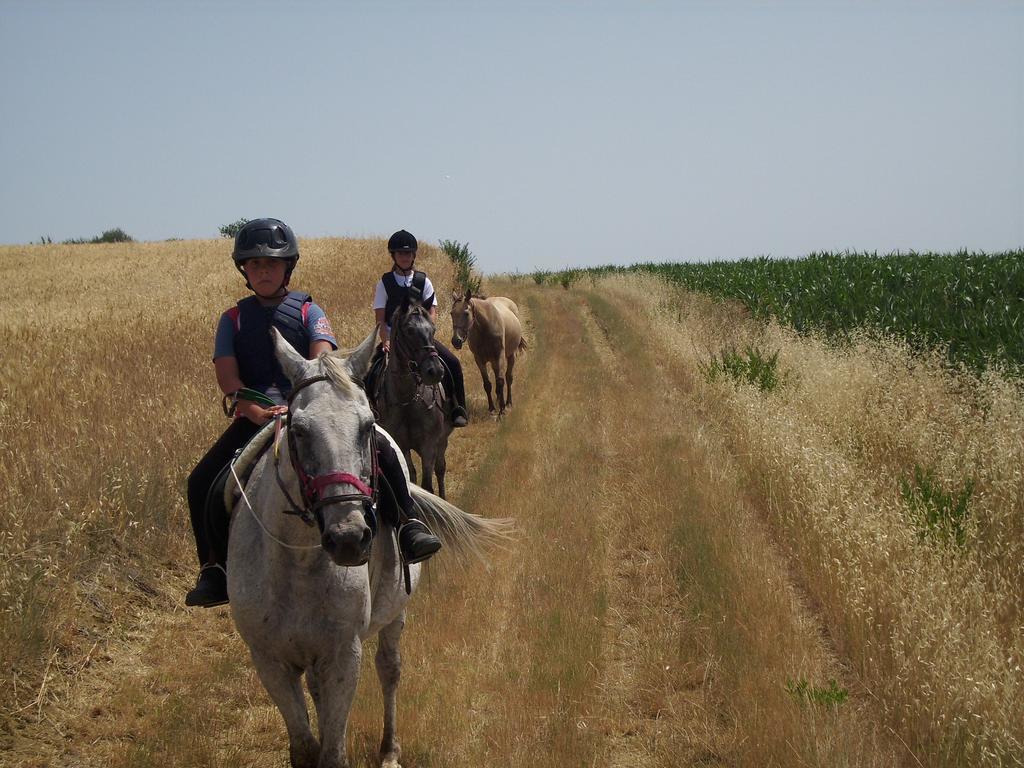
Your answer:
[233,218,300,290]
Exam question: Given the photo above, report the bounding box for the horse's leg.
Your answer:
[315,633,363,768]
[493,355,508,417]
[418,442,436,496]
[505,351,516,410]
[375,613,406,768]
[435,445,447,500]
[251,652,320,768]
[475,355,495,413]
[306,668,324,749]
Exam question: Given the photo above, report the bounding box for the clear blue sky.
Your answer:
[1,0,1021,272]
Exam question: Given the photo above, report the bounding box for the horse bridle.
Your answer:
[391,307,441,385]
[274,374,379,537]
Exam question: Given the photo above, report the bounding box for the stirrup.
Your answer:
[398,520,442,565]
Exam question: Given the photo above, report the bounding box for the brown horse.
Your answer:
[450,291,526,418]
[373,301,454,498]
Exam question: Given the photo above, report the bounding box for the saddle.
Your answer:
[364,350,388,415]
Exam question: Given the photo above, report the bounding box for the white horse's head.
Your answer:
[272,326,379,566]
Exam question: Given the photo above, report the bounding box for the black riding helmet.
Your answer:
[233,218,300,289]
[387,229,418,254]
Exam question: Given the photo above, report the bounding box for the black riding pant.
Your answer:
[375,431,417,525]
[435,340,466,409]
[187,417,261,568]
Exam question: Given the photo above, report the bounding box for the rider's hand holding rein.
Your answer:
[239,400,289,426]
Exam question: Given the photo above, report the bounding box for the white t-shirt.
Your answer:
[373,272,438,328]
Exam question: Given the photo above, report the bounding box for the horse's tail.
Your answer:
[409,486,515,565]
[517,336,528,354]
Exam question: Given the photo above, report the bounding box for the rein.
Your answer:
[387,310,443,408]
[273,374,379,536]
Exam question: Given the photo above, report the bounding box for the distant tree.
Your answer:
[93,228,133,243]
[219,218,250,238]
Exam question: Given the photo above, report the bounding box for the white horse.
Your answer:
[228,327,509,768]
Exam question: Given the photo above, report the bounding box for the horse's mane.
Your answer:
[317,351,356,394]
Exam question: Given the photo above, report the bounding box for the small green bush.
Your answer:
[900,465,974,548]
[699,345,782,393]
[785,678,849,707]
[559,270,582,290]
[94,228,133,243]
[440,239,482,295]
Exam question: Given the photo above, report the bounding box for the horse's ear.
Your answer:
[464,289,472,302]
[343,325,378,381]
[271,326,308,384]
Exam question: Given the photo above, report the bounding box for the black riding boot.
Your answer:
[185,418,259,608]
[185,563,228,607]
[376,432,442,563]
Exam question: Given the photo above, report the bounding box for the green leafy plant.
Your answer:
[218,218,250,239]
[559,269,582,290]
[531,270,551,285]
[698,345,782,393]
[900,465,975,548]
[440,239,482,295]
[785,678,849,707]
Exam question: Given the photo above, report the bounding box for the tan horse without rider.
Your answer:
[450,291,527,418]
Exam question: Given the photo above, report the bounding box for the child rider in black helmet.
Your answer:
[184,219,440,608]
[373,229,470,427]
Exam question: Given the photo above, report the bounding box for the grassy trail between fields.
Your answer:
[7,284,905,767]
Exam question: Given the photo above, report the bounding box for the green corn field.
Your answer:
[542,250,1024,374]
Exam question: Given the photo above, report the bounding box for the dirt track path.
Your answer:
[9,282,855,767]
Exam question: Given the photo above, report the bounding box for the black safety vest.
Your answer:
[234,291,312,396]
[381,271,432,326]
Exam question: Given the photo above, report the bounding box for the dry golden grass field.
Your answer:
[1,239,1022,767]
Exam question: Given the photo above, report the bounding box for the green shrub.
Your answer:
[698,345,782,393]
[900,465,974,548]
[559,270,582,290]
[785,678,849,707]
[440,239,482,294]
[94,228,133,243]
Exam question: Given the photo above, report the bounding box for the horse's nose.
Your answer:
[321,523,372,566]
[451,336,463,350]
[421,358,444,385]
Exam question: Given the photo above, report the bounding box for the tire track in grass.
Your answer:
[579,292,730,767]
[591,276,910,767]
[403,288,613,766]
